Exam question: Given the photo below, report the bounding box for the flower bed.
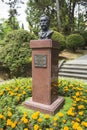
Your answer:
[0,78,87,130]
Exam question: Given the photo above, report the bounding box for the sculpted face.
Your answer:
[40,15,49,31]
[38,14,53,39]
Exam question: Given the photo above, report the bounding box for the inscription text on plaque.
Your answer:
[34,54,47,67]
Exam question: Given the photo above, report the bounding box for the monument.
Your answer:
[24,14,65,115]
[38,14,53,39]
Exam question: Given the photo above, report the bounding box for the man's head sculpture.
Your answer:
[38,14,53,39]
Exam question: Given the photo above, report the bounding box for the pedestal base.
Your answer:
[24,96,65,115]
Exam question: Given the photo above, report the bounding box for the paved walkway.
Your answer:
[65,54,87,64]
[75,55,87,60]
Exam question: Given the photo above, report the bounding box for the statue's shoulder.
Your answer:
[46,30,53,37]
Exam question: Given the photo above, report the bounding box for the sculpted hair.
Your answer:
[40,14,50,23]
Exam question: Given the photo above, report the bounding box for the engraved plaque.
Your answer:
[34,54,47,67]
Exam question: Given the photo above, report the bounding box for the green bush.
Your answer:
[51,31,66,51]
[80,31,87,46]
[66,34,85,52]
[0,29,36,77]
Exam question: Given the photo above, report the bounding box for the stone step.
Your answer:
[64,63,87,66]
[64,60,87,65]
[58,72,87,79]
[61,65,87,70]
[58,60,87,80]
[59,68,87,74]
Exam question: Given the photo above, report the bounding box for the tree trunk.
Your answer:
[56,0,61,30]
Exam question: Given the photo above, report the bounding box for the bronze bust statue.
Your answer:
[38,14,53,39]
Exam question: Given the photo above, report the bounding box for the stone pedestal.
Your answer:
[24,39,64,115]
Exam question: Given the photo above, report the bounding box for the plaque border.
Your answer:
[34,54,47,68]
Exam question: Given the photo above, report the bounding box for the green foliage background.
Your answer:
[80,31,87,46]
[51,31,66,51]
[66,34,85,52]
[0,29,36,77]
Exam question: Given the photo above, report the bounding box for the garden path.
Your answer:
[59,54,87,81]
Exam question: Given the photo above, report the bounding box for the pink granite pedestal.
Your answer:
[24,39,64,115]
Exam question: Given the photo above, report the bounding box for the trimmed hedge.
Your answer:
[51,31,66,51]
[66,34,85,52]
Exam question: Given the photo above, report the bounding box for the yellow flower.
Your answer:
[77,88,83,91]
[21,117,28,124]
[84,100,87,103]
[63,126,69,130]
[27,86,31,89]
[23,91,26,94]
[18,94,22,97]
[68,111,75,116]
[9,91,15,96]
[35,111,40,116]
[34,124,39,130]
[72,96,76,99]
[32,111,40,120]
[0,128,4,130]
[24,128,28,130]
[67,108,75,116]
[63,120,66,123]
[76,92,80,96]
[8,111,12,117]
[81,121,87,127]
[78,105,84,109]
[44,114,50,119]
[32,113,39,120]
[77,126,83,130]
[72,122,79,129]
[0,114,5,119]
[53,117,58,121]
[49,128,53,130]
[17,97,20,101]
[82,96,86,99]
[15,87,18,91]
[72,103,76,106]
[64,87,68,92]
[53,122,57,127]
[76,98,81,102]
[72,122,83,130]
[24,112,28,117]
[11,122,17,128]
[6,87,10,91]
[38,118,42,122]
[85,90,87,92]
[78,111,84,116]
[0,91,4,96]
[58,112,64,117]
[69,84,73,87]
[72,121,75,124]
[75,118,80,122]
[7,119,12,126]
